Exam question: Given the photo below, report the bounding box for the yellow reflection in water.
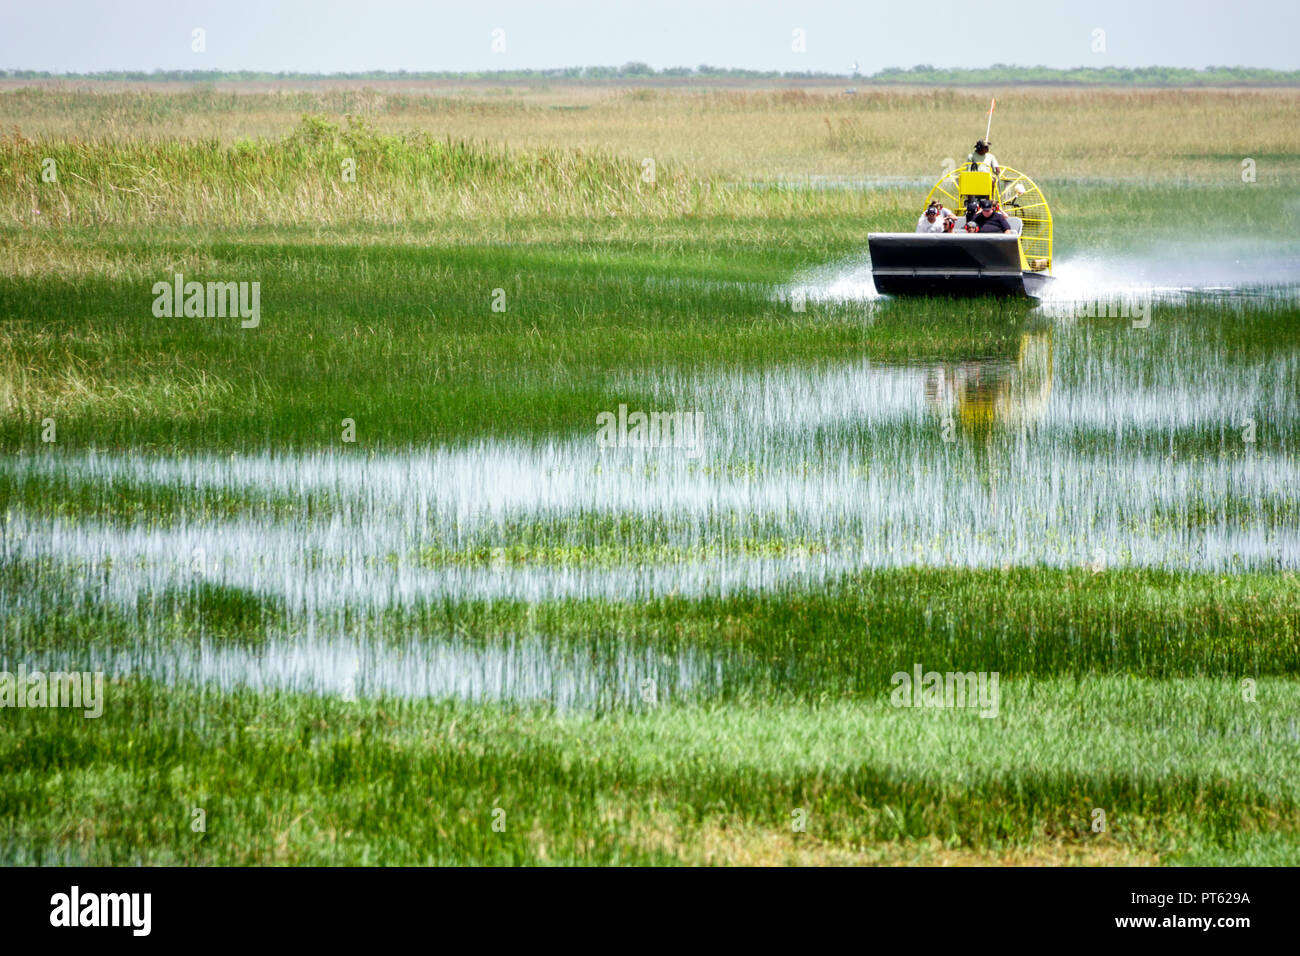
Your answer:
[925,328,1054,442]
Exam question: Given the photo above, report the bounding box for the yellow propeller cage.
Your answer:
[924,166,1053,273]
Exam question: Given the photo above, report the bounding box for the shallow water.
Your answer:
[8,337,1298,599]
[5,269,1297,705]
[43,633,718,712]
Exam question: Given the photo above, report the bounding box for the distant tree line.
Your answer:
[3,64,1298,86]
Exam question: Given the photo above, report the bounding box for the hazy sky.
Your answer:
[2,0,1298,74]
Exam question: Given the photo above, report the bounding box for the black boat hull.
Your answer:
[868,233,1052,299]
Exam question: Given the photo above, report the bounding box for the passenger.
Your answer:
[967,140,1000,178]
[915,202,956,234]
[962,199,980,232]
[973,198,1014,234]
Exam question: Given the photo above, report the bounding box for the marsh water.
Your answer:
[6,261,1298,706]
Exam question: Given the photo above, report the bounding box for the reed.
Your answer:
[4,85,1298,181]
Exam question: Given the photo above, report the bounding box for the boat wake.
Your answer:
[1043,240,1300,302]
[782,239,1300,308]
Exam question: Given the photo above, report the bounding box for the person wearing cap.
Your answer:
[972,198,1013,234]
[967,140,1000,178]
[915,202,956,233]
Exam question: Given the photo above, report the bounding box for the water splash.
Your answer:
[784,238,1300,307]
[783,254,880,304]
[1045,240,1300,302]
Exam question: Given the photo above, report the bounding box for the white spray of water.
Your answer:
[1044,239,1300,303]
[783,254,880,304]
[781,238,1300,306]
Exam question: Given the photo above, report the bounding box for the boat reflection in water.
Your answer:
[923,326,1054,444]
[917,325,1054,517]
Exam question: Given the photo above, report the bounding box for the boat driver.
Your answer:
[967,140,1000,178]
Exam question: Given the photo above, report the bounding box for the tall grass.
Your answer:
[2,113,911,226]
[4,85,1299,181]
[1,115,731,225]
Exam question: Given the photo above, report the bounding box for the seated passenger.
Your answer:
[973,198,1014,234]
[915,202,955,233]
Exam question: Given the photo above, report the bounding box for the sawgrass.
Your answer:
[4,85,1299,181]
[2,116,713,226]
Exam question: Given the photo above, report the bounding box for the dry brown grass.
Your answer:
[4,85,1298,182]
[615,811,1161,866]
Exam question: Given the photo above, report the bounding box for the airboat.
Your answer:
[868,164,1054,299]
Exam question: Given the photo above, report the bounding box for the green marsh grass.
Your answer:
[2,676,1297,864]
[2,99,1298,865]
[3,210,1296,452]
